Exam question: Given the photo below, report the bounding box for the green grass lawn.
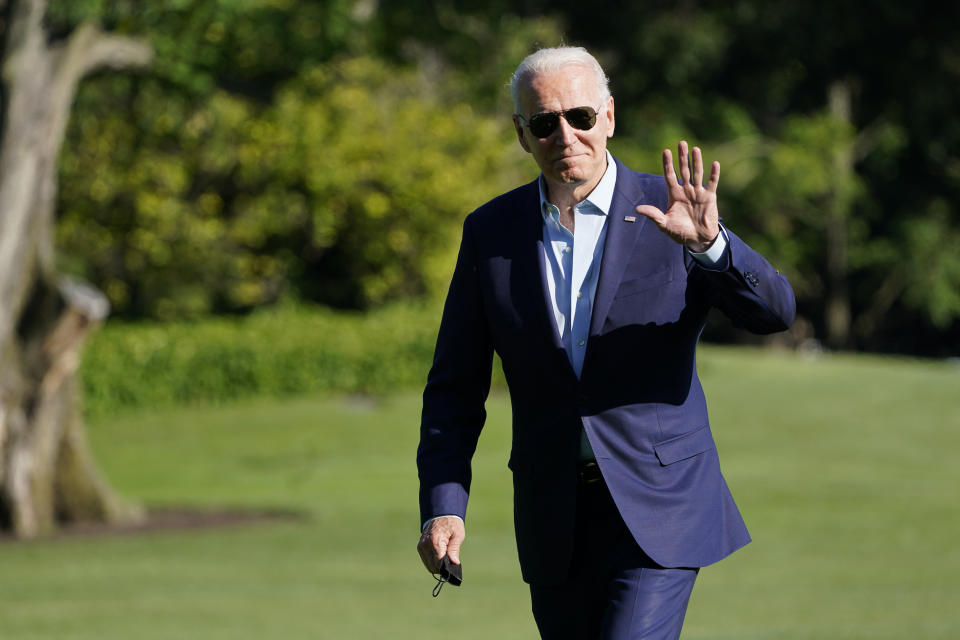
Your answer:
[1,346,958,639]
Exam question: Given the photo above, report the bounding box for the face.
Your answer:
[513,65,615,192]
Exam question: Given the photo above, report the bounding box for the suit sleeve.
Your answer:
[417,215,494,528]
[687,226,797,334]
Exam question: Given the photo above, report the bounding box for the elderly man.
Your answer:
[416,46,795,639]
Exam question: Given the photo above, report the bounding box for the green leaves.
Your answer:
[57,52,527,317]
[901,201,960,328]
[79,302,456,417]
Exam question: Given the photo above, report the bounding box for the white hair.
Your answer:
[509,46,611,114]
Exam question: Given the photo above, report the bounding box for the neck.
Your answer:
[545,174,600,214]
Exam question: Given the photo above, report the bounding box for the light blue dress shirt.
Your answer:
[539,154,616,381]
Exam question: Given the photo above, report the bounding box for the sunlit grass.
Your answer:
[0,346,957,639]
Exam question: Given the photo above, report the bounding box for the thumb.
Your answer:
[446,532,464,565]
[433,535,449,563]
[634,204,665,227]
[446,541,461,565]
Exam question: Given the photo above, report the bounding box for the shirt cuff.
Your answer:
[688,225,729,267]
[422,515,464,532]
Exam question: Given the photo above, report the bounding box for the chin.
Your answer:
[558,172,585,184]
[553,157,600,183]
[556,167,590,184]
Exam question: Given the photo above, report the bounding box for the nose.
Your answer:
[554,116,579,146]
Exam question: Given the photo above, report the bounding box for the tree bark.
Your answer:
[823,80,855,350]
[0,0,152,537]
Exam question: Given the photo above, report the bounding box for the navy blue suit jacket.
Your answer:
[417,157,796,584]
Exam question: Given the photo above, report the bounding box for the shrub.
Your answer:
[80,302,486,417]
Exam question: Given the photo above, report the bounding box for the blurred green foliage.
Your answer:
[59,56,527,316]
[81,302,428,416]
[53,0,542,318]
[80,302,506,418]
[43,0,959,353]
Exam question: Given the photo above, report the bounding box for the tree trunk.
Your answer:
[0,0,152,537]
[823,80,855,350]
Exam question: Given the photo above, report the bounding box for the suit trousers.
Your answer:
[529,469,698,640]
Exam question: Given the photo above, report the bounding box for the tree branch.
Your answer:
[67,22,154,78]
[42,20,153,194]
[59,21,153,86]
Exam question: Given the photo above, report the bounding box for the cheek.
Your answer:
[532,142,553,158]
[588,130,609,147]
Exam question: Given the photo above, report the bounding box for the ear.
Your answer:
[605,96,615,139]
[513,116,532,153]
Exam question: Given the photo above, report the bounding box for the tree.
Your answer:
[38,1,960,353]
[0,0,151,537]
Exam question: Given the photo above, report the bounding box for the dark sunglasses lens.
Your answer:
[565,107,597,130]
[528,113,560,137]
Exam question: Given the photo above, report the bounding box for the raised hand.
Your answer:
[635,141,720,253]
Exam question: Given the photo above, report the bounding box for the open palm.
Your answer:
[635,141,720,253]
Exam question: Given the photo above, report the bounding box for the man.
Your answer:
[416,46,795,639]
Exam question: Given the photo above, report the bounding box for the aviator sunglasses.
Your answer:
[516,105,602,138]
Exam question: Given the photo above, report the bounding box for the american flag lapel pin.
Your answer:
[624,215,637,223]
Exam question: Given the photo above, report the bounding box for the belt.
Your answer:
[577,461,604,486]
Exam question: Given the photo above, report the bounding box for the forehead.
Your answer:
[518,65,600,114]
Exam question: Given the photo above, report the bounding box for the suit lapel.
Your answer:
[589,158,653,337]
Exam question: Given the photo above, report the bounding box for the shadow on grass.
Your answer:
[0,507,308,543]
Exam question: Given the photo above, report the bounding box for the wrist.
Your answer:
[687,232,719,254]
[422,514,464,532]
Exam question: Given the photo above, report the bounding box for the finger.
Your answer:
[637,205,688,244]
[418,526,449,572]
[678,141,691,187]
[706,160,720,192]
[692,146,704,188]
[417,535,442,573]
[661,148,677,187]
